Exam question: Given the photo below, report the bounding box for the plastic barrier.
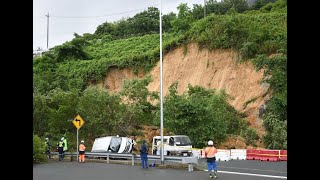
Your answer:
[230,149,246,160]
[260,150,279,161]
[192,149,201,159]
[200,149,206,158]
[246,149,261,160]
[216,149,231,161]
[279,150,287,161]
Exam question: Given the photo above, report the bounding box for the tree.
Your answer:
[163,83,246,148]
[33,91,50,136]
[251,0,276,10]
[171,3,195,33]
[46,89,80,136]
[77,86,124,139]
[33,134,47,163]
[129,7,159,36]
[191,4,204,20]
[119,76,158,132]
[162,12,177,33]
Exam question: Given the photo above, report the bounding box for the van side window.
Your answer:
[169,137,174,146]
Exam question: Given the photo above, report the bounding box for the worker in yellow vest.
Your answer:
[204,140,218,178]
[57,139,64,161]
[79,140,86,163]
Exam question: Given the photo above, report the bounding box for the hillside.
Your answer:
[102,43,267,124]
[99,43,268,148]
[33,0,286,150]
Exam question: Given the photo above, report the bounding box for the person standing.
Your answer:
[45,138,51,159]
[140,140,149,168]
[204,140,218,178]
[62,137,68,159]
[79,140,86,163]
[57,138,64,161]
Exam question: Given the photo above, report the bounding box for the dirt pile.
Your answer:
[100,43,270,148]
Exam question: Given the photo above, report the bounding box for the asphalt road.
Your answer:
[33,159,287,180]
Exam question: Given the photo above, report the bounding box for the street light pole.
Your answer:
[204,0,206,18]
[159,0,164,165]
[45,12,50,50]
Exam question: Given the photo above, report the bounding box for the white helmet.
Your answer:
[81,140,84,143]
[61,137,64,141]
[208,140,213,146]
[45,138,49,140]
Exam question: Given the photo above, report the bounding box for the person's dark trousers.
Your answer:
[141,154,148,168]
[46,149,51,159]
[58,147,64,161]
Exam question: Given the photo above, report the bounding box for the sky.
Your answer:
[33,0,210,50]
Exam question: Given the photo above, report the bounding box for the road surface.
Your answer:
[33,159,287,180]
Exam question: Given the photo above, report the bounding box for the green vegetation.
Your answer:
[161,83,249,148]
[33,134,47,163]
[33,0,286,150]
[243,96,258,110]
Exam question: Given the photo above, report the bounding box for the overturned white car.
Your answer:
[91,136,136,153]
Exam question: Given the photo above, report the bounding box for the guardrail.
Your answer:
[50,152,198,172]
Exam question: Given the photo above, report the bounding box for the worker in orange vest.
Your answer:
[79,140,86,163]
[204,140,218,178]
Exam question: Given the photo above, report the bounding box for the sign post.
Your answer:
[72,114,85,162]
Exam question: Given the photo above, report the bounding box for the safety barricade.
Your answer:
[200,149,206,158]
[279,150,287,161]
[260,150,279,161]
[246,149,261,160]
[192,149,201,159]
[216,149,231,161]
[230,149,246,160]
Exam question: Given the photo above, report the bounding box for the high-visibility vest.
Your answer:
[79,144,86,151]
[204,146,217,158]
[58,141,64,147]
[63,139,68,151]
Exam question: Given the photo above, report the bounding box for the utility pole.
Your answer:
[45,12,50,50]
[204,0,206,18]
[159,0,164,166]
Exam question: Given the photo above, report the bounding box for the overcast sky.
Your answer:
[33,0,211,50]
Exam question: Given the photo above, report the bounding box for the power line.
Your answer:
[51,5,159,19]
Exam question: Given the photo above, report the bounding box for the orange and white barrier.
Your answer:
[259,150,279,161]
[216,149,231,161]
[246,149,261,160]
[279,150,287,161]
[192,149,202,159]
[230,149,246,160]
[196,148,286,161]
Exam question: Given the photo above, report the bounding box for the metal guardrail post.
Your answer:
[132,154,135,166]
[188,163,193,172]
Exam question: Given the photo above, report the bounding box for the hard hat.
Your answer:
[61,137,64,141]
[81,140,84,143]
[45,138,49,140]
[208,140,213,146]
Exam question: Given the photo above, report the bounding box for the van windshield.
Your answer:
[174,136,191,146]
[109,137,122,152]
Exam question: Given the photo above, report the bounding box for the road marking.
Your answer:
[203,170,287,179]
[218,165,287,174]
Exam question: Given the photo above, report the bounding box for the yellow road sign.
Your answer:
[72,114,85,129]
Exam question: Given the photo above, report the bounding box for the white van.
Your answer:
[91,136,136,153]
[151,135,192,156]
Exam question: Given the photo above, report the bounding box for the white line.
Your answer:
[203,170,287,179]
[218,166,287,174]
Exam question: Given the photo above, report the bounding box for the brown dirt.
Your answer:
[98,43,271,148]
[95,67,144,92]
